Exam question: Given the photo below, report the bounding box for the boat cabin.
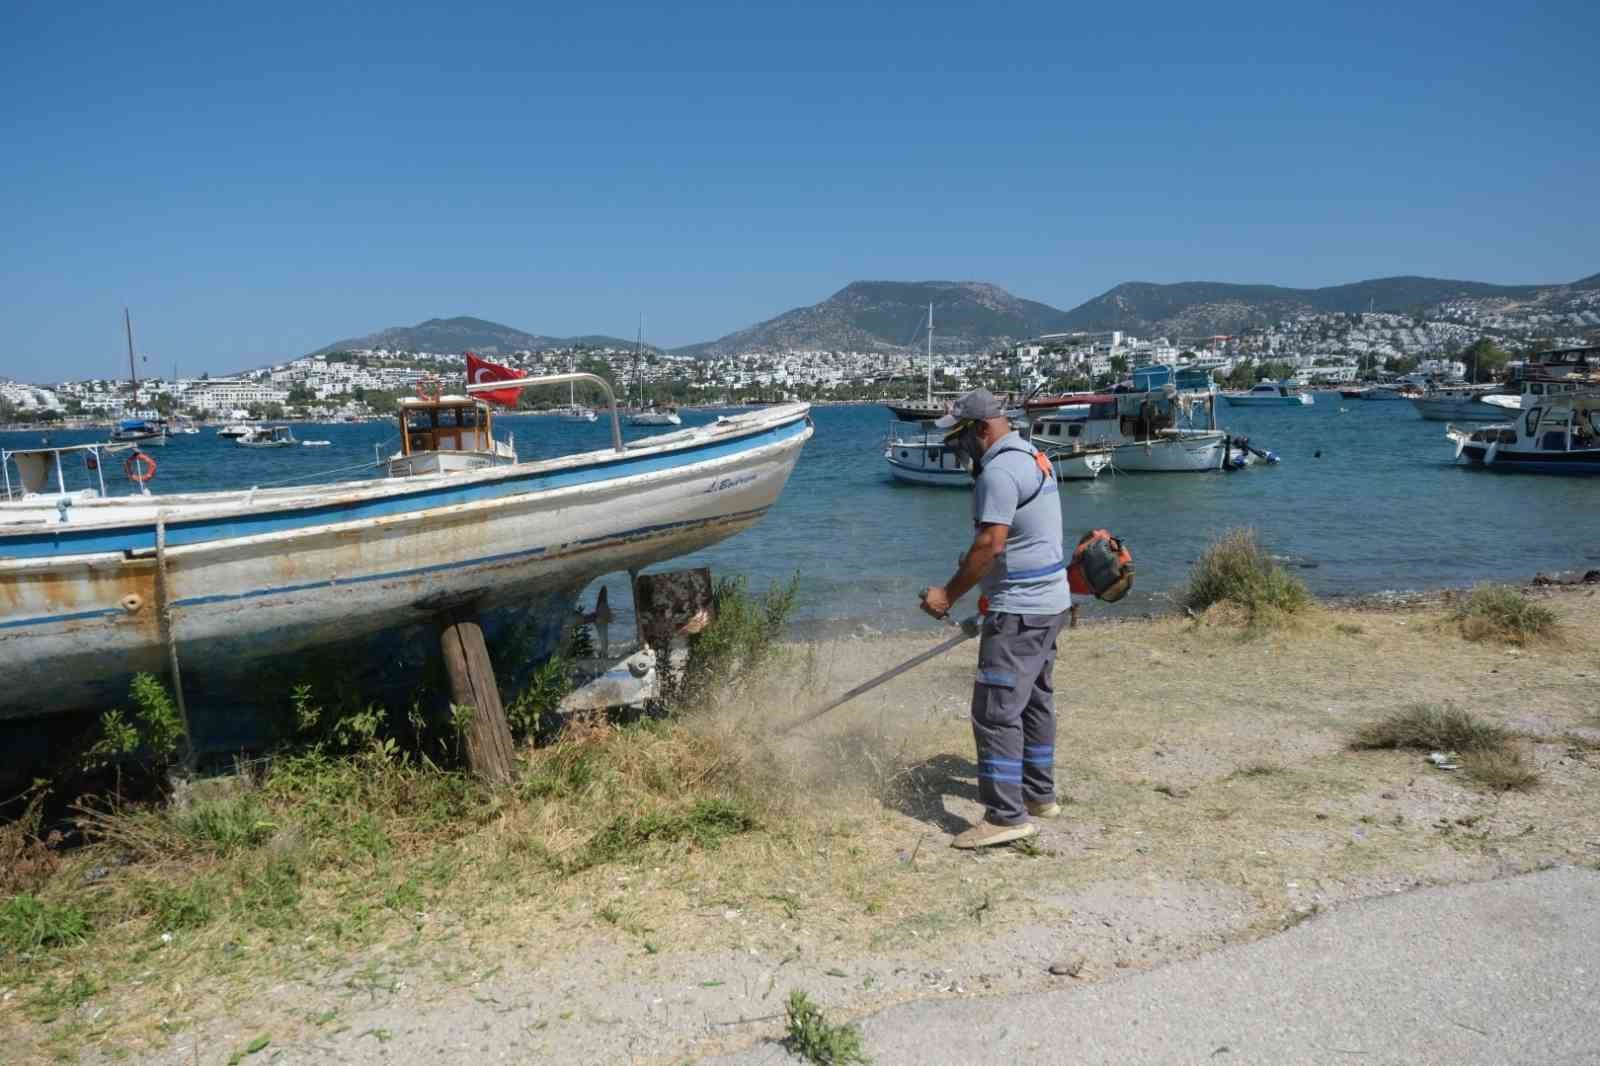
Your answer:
[390,395,517,477]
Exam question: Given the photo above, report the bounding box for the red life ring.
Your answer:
[125,451,157,483]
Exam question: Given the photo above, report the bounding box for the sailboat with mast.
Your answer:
[627,314,682,426]
[884,304,947,421]
[108,308,169,446]
[553,378,598,422]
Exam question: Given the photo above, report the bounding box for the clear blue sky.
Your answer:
[2,0,1594,381]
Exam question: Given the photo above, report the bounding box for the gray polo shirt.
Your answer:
[973,431,1070,615]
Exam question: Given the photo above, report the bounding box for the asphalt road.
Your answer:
[704,866,1600,1066]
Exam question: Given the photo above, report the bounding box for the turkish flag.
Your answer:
[466,351,526,406]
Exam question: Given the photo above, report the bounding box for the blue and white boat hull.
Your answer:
[0,405,813,722]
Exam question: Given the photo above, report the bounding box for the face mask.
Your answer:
[951,423,986,477]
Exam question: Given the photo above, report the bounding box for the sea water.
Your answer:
[6,397,1599,641]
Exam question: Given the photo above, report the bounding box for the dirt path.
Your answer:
[20,590,1600,1065]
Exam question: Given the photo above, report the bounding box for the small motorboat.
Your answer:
[1221,380,1315,407]
[216,423,252,438]
[627,406,682,426]
[301,440,332,447]
[236,425,297,448]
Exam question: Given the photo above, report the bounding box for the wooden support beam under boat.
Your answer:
[438,609,516,785]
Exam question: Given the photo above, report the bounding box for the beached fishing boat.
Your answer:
[0,375,813,722]
[1447,391,1600,474]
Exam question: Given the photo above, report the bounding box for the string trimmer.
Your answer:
[777,613,982,736]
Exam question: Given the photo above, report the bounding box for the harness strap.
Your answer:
[988,446,1053,508]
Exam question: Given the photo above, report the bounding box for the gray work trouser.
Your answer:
[970,610,1069,825]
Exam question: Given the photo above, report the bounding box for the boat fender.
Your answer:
[1068,530,1135,603]
[124,451,157,483]
[85,452,98,471]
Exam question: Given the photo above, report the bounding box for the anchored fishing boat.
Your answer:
[0,372,813,722]
[1447,391,1600,474]
[1030,388,1272,473]
[884,417,967,486]
[109,418,169,446]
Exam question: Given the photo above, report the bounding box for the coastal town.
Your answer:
[2,299,1595,424]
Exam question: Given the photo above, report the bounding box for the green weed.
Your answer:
[0,894,91,954]
[783,989,870,1065]
[133,879,215,931]
[569,799,757,872]
[669,575,800,707]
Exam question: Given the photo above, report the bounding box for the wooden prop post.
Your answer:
[438,608,516,785]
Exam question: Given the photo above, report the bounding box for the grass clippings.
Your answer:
[1179,527,1309,631]
[783,989,870,1065]
[1451,585,1558,646]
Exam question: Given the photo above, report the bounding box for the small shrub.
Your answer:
[0,894,91,954]
[1461,746,1540,791]
[784,989,870,1065]
[1179,528,1308,626]
[1452,585,1558,645]
[671,575,800,706]
[81,673,185,772]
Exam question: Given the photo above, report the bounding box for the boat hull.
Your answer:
[0,406,813,722]
[1221,394,1314,407]
[1108,434,1228,472]
[1456,442,1600,475]
[885,457,968,486]
[1410,396,1513,421]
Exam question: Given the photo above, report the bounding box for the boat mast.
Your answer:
[925,302,933,406]
[124,307,138,405]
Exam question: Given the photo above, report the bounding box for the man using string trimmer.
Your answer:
[919,389,1071,849]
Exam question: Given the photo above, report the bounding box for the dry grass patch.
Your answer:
[1350,704,1538,791]
[1451,585,1559,646]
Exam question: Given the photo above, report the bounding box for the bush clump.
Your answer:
[1351,704,1508,753]
[1179,528,1309,626]
[1451,585,1558,645]
[1351,704,1537,791]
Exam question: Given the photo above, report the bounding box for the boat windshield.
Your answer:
[400,401,491,455]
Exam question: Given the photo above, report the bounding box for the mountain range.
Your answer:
[312,317,647,357]
[310,272,1600,360]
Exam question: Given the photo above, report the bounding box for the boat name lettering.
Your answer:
[704,472,758,494]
